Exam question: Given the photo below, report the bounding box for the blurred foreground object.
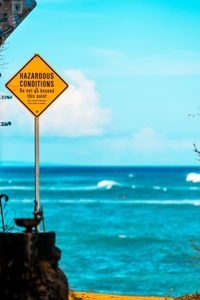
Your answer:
[0,232,69,299]
[0,0,37,44]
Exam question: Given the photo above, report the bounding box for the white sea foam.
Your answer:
[49,185,98,191]
[0,186,34,191]
[97,180,120,190]
[136,199,200,206]
[190,186,199,190]
[153,186,168,192]
[118,235,127,239]
[49,187,56,190]
[20,199,33,203]
[186,173,200,183]
[10,199,200,206]
[3,185,100,192]
[128,173,134,178]
[11,199,33,203]
[69,185,98,191]
[153,186,161,190]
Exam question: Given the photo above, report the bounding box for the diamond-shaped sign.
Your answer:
[0,0,37,45]
[6,54,69,117]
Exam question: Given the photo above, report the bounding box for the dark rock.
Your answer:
[0,232,68,300]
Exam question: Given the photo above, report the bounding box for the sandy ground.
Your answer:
[69,290,173,300]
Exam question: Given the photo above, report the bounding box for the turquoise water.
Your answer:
[1,166,200,297]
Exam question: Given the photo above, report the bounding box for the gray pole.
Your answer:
[34,116,40,231]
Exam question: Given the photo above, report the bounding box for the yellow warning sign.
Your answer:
[6,54,69,117]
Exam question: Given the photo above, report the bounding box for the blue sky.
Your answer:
[1,0,200,165]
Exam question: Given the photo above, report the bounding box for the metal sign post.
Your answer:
[34,117,40,231]
[6,54,69,232]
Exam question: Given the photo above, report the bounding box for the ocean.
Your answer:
[1,166,200,297]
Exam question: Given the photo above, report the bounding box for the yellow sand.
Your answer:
[69,290,173,300]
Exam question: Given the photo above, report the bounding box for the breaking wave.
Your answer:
[186,173,200,183]
[97,180,120,190]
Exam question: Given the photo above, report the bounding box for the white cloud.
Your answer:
[104,127,193,156]
[0,70,111,137]
[97,127,196,164]
[132,127,192,154]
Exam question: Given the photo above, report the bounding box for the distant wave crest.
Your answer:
[186,173,200,183]
[97,180,120,190]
